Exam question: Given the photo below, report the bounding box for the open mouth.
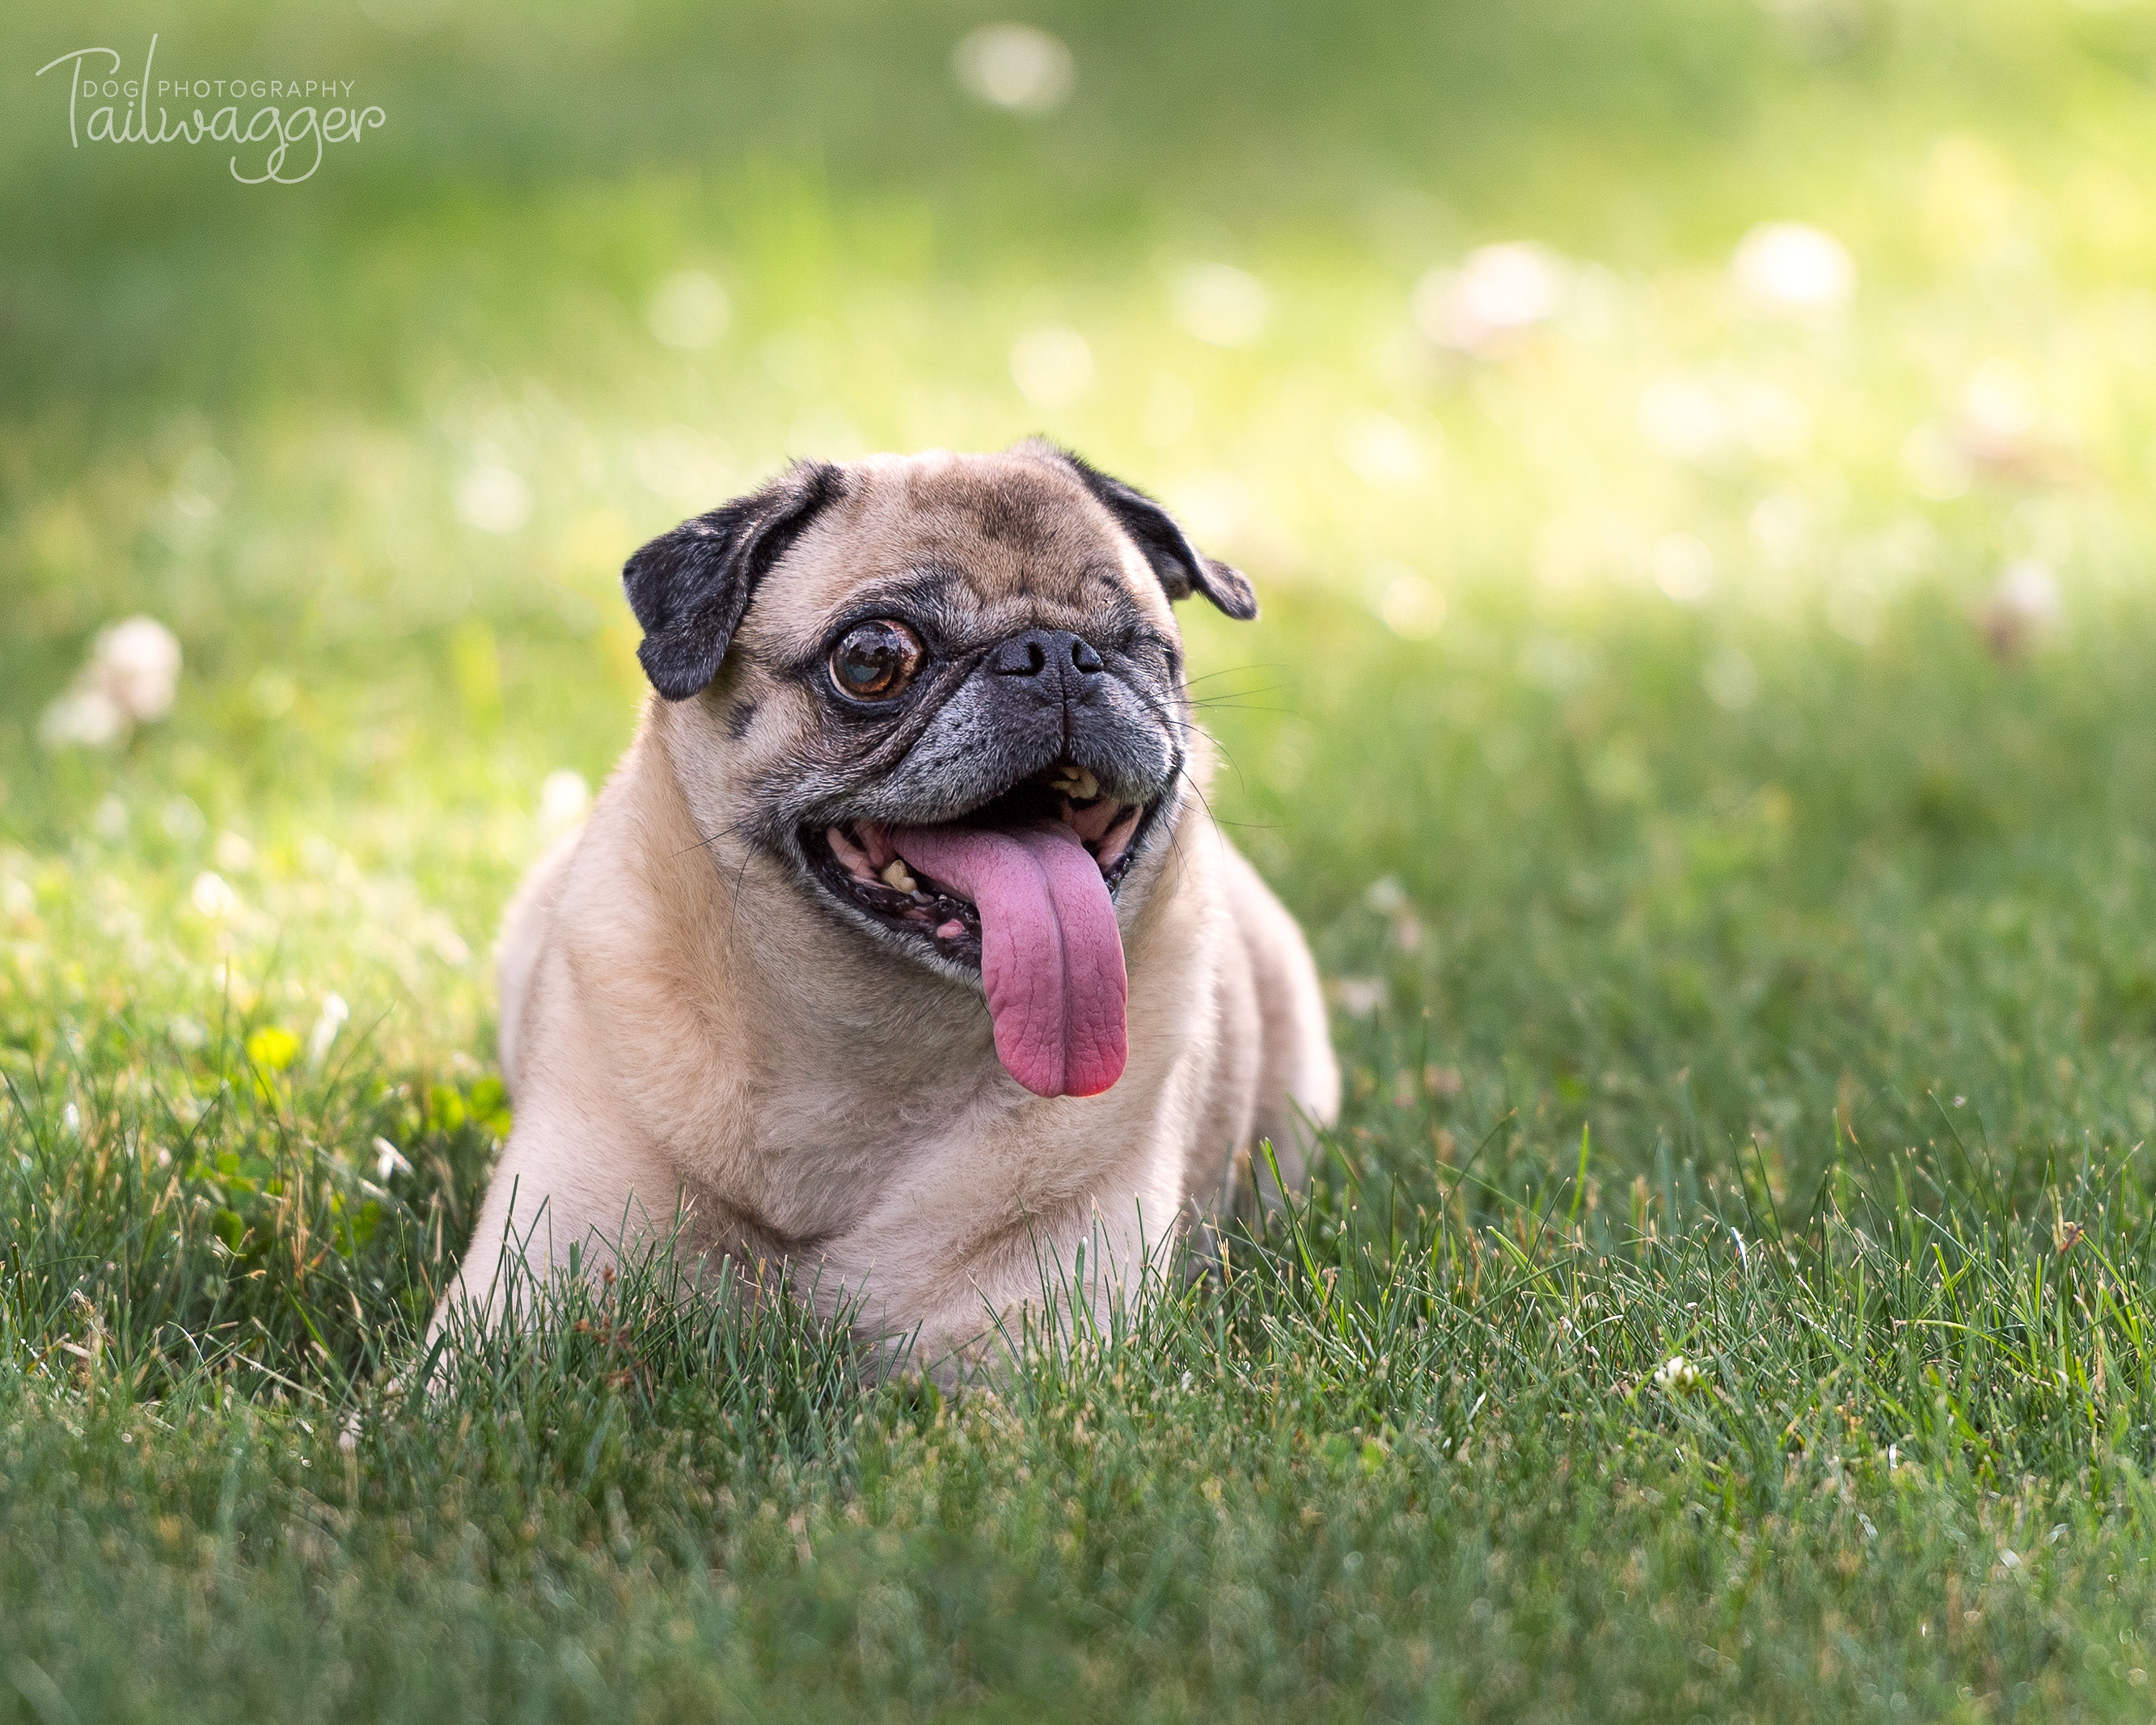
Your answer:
[801,764,1152,969]
[800,764,1158,1099]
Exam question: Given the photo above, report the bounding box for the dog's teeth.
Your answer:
[1051,767,1101,802]
[827,825,876,880]
[881,860,918,894]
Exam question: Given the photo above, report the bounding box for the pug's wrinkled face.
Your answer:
[621,441,1257,1097]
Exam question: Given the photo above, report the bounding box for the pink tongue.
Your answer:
[887,821,1127,1098]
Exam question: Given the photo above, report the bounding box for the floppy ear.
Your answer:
[622,461,845,700]
[1035,442,1259,621]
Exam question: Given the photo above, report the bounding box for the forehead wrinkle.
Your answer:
[735,451,1175,657]
[901,460,1114,560]
[902,451,1093,519]
[855,450,1122,560]
[912,553,1146,633]
[831,518,1131,611]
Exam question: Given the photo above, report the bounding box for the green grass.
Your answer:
[11,0,2156,1717]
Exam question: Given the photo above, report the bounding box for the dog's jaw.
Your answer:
[790,764,1173,985]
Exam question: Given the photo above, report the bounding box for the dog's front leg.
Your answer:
[425,1094,682,1351]
[844,1182,1178,1387]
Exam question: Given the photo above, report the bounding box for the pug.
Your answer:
[435,440,1338,1377]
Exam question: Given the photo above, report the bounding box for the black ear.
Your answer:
[1034,442,1259,621]
[622,461,845,700]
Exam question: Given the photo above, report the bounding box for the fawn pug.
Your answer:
[437,441,1337,1377]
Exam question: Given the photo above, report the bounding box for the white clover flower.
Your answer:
[39,688,128,750]
[1653,1354,1702,1393]
[1414,243,1566,353]
[1731,222,1854,318]
[95,617,184,720]
[40,615,183,749]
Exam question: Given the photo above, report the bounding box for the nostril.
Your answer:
[992,629,1101,679]
[995,636,1048,676]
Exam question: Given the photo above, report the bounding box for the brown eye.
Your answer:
[828,619,924,701]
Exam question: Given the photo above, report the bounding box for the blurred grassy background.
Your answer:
[7,0,2156,1189]
[11,3,2156,1716]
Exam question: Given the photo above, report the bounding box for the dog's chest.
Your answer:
[674,1054,1165,1248]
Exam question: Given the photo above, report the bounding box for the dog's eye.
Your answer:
[829,619,924,701]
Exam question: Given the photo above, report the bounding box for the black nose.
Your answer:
[992,629,1103,679]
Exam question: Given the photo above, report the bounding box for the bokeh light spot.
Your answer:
[953,23,1075,113]
[1730,222,1854,317]
[1414,243,1566,353]
[1651,534,1715,603]
[1009,327,1095,408]
[645,271,731,351]
[1173,264,1270,348]
[456,464,533,535]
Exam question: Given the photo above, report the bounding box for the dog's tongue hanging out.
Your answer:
[887,822,1127,1097]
